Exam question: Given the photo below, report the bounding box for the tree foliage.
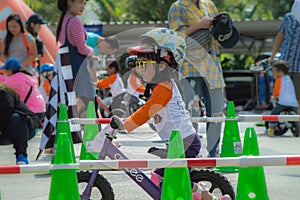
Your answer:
[24,0,60,23]
[26,0,295,23]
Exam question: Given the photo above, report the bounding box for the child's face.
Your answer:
[135,57,156,83]
[106,67,115,75]
[272,67,283,79]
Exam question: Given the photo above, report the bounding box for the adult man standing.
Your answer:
[269,0,300,115]
[168,0,225,157]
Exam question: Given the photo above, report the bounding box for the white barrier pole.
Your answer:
[67,115,300,125]
[1,155,300,174]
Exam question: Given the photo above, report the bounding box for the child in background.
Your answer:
[0,58,45,121]
[38,63,54,102]
[124,55,145,113]
[267,60,298,136]
[96,60,126,113]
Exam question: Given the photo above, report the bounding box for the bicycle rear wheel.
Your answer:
[77,171,115,200]
[190,168,235,199]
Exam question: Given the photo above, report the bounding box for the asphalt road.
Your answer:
[1,119,300,200]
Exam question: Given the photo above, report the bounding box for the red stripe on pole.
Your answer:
[286,156,300,165]
[96,118,111,124]
[119,160,148,168]
[187,158,217,167]
[0,165,20,174]
[262,115,279,121]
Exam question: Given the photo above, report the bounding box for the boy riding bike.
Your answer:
[266,60,299,136]
[119,28,231,200]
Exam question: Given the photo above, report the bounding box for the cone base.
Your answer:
[49,170,80,200]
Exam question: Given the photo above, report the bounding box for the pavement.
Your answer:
[1,118,300,200]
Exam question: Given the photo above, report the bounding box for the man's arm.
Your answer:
[269,32,284,63]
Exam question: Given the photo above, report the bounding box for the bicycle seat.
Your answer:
[147,147,167,158]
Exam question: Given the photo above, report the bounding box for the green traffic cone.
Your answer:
[52,104,76,164]
[161,130,193,200]
[216,101,242,173]
[49,132,80,200]
[80,101,100,160]
[235,127,269,200]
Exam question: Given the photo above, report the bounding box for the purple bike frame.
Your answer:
[80,136,161,200]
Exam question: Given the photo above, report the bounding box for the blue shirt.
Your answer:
[278,13,300,73]
[86,32,100,55]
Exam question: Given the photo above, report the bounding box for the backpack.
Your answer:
[22,33,36,67]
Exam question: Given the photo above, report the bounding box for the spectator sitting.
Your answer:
[0,58,46,121]
[96,60,126,114]
[0,82,41,165]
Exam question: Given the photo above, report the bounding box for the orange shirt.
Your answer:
[124,82,172,132]
[273,77,281,98]
[97,73,126,97]
[97,73,117,89]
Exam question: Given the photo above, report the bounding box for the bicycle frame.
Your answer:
[80,130,161,200]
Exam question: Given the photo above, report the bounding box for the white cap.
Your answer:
[291,0,300,22]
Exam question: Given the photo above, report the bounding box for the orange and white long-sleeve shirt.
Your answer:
[126,73,145,98]
[124,79,195,141]
[38,78,51,102]
[97,73,126,97]
[273,75,298,107]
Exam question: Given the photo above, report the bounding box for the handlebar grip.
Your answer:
[110,115,124,129]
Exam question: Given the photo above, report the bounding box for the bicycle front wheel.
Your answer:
[77,171,115,200]
[190,168,235,199]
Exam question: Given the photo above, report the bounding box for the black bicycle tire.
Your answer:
[288,111,300,137]
[190,168,235,199]
[77,171,115,200]
[265,121,288,136]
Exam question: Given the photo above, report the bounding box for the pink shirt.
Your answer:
[0,73,46,113]
[58,14,93,57]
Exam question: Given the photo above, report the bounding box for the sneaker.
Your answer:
[267,128,275,136]
[16,154,28,165]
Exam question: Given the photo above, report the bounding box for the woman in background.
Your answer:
[1,14,37,76]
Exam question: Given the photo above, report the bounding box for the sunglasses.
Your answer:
[135,61,156,71]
